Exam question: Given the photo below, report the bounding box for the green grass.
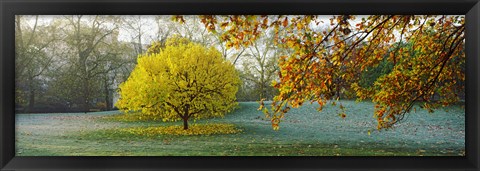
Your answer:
[15,100,465,156]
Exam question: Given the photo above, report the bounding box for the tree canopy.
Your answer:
[177,15,465,130]
[115,37,240,129]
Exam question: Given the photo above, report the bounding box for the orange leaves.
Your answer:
[271,118,280,131]
[200,15,266,50]
[220,22,229,29]
[261,17,269,29]
[171,15,185,23]
[282,17,288,27]
[375,106,386,118]
[199,15,217,32]
[257,98,266,111]
[187,15,465,131]
[237,32,245,41]
[389,52,395,60]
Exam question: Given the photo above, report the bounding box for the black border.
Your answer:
[1,0,479,170]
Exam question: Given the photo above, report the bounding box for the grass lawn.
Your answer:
[15,100,465,156]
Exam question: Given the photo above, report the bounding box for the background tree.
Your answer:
[121,15,155,56]
[238,29,283,101]
[153,16,173,44]
[172,16,249,65]
[116,37,240,130]
[15,15,60,112]
[62,15,124,111]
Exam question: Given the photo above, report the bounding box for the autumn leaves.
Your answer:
[189,15,464,130]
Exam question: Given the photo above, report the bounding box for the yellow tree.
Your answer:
[178,15,465,130]
[116,37,240,130]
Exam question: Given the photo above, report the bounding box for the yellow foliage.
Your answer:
[115,37,240,124]
[119,124,242,136]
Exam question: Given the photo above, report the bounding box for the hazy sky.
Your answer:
[21,15,361,44]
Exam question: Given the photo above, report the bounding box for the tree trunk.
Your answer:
[78,53,90,112]
[183,105,190,130]
[336,83,340,99]
[28,88,35,112]
[104,76,111,111]
[82,77,90,112]
[27,77,35,112]
[183,118,188,130]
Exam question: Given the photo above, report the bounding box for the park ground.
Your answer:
[15,100,465,156]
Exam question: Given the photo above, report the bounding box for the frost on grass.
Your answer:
[103,112,163,122]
